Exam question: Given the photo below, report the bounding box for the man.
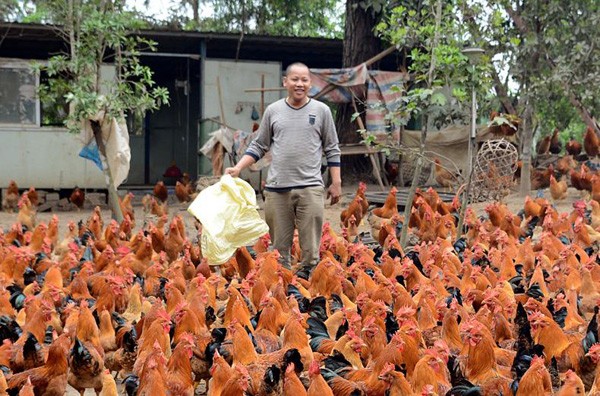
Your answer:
[225,62,341,275]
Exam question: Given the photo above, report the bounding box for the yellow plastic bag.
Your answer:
[187,174,269,265]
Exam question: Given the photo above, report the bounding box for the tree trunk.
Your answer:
[336,0,382,174]
[520,100,533,196]
[191,0,199,26]
[91,120,124,223]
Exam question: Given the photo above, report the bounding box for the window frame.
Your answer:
[0,58,41,128]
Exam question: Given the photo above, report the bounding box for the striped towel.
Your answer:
[310,64,406,141]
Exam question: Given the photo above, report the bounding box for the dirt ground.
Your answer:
[0,182,585,395]
[0,183,586,245]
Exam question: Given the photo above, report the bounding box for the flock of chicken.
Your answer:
[4,128,600,396]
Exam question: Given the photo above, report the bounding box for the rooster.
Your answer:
[6,333,71,396]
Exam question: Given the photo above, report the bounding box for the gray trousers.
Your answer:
[264,186,324,269]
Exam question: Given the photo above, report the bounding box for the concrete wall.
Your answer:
[200,59,283,187]
[0,126,106,189]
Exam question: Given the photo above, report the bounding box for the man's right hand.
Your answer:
[225,166,241,178]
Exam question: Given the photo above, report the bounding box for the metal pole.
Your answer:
[455,68,477,241]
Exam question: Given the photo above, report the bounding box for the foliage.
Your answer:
[375,1,494,132]
[29,0,169,133]
[466,0,600,138]
[167,0,344,38]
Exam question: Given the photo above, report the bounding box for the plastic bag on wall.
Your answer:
[188,174,269,265]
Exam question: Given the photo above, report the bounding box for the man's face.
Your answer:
[283,65,311,103]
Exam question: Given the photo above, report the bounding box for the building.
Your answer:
[1,22,387,189]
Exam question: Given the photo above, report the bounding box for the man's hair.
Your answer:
[285,62,309,76]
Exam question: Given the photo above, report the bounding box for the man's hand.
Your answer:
[327,182,342,205]
[224,166,241,178]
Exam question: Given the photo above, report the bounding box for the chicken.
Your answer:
[166,333,195,396]
[433,158,456,191]
[16,194,36,231]
[2,180,19,212]
[566,133,582,156]
[175,181,191,203]
[536,135,551,155]
[340,183,367,227]
[586,126,600,158]
[555,154,576,177]
[531,164,554,190]
[26,187,39,207]
[307,360,333,396]
[372,186,398,219]
[549,174,568,202]
[151,198,168,217]
[515,355,552,396]
[70,187,85,211]
[384,159,399,185]
[557,369,585,396]
[153,181,168,203]
[549,129,562,154]
[119,192,135,223]
[68,302,105,395]
[283,362,307,395]
[6,333,71,396]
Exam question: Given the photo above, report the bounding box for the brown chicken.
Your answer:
[585,126,600,158]
[175,181,191,203]
[153,181,168,203]
[70,187,85,211]
[372,186,398,219]
[531,164,554,190]
[68,302,105,395]
[536,135,551,155]
[549,174,568,201]
[26,187,39,207]
[515,355,552,396]
[6,333,71,396]
[549,129,562,154]
[555,155,576,177]
[566,133,582,156]
[384,159,399,185]
[2,180,19,212]
[17,194,36,231]
[119,192,135,223]
[433,158,456,191]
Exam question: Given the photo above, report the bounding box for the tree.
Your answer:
[29,0,169,221]
[167,0,343,38]
[336,0,383,158]
[376,0,493,246]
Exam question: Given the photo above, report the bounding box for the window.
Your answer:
[0,59,39,126]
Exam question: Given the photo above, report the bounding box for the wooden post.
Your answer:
[260,74,265,116]
[351,98,386,191]
[520,99,533,196]
[214,76,235,173]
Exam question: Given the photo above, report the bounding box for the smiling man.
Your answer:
[226,62,341,275]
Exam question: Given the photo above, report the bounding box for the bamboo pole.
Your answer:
[351,98,386,191]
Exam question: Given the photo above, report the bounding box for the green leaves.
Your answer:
[32,0,169,133]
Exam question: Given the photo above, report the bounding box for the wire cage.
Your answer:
[470,139,519,202]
